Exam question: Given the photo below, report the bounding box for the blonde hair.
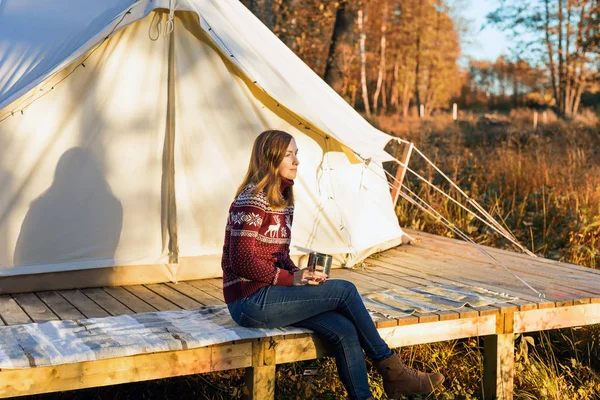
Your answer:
[236,130,295,208]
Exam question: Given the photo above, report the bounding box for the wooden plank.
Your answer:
[186,280,225,303]
[510,299,538,311]
[374,318,399,329]
[477,306,501,317]
[408,229,600,278]
[414,312,439,324]
[246,365,275,400]
[374,253,554,304]
[343,268,400,289]
[483,334,514,400]
[394,238,600,293]
[0,342,252,398]
[513,303,600,332]
[353,268,422,289]
[57,290,110,318]
[124,285,180,311]
[436,310,460,321]
[246,340,276,400]
[333,269,385,293]
[407,232,600,289]
[37,291,85,320]
[459,309,480,319]
[0,295,31,325]
[396,315,420,326]
[367,257,547,318]
[276,316,498,361]
[382,250,560,300]
[361,264,433,287]
[165,282,225,306]
[401,246,600,300]
[366,258,462,288]
[81,288,133,316]
[205,278,224,289]
[144,284,203,309]
[378,315,498,349]
[274,335,331,364]
[103,287,157,314]
[12,293,58,323]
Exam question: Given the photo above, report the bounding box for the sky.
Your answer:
[459,0,508,62]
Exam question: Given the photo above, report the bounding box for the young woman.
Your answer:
[222,130,444,400]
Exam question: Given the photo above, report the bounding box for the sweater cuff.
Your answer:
[273,267,294,286]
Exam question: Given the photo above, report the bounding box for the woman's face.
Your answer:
[278,138,299,180]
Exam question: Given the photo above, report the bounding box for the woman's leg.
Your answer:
[292,311,372,400]
[232,279,392,361]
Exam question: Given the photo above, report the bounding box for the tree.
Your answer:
[372,0,389,113]
[324,1,358,95]
[358,7,371,117]
[244,0,275,29]
[488,0,600,117]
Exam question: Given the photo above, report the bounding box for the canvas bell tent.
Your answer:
[0,0,407,292]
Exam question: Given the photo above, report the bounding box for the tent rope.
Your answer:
[359,154,545,300]
[408,143,535,256]
[397,183,546,300]
[393,157,535,257]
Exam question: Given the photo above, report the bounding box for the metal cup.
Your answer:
[307,252,333,278]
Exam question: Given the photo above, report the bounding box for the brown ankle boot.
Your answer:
[374,352,444,397]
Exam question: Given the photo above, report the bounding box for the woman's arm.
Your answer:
[278,251,299,273]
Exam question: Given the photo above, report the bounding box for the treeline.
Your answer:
[460,58,552,111]
[242,0,462,117]
[242,0,599,117]
[488,0,599,117]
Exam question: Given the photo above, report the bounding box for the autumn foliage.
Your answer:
[242,0,599,118]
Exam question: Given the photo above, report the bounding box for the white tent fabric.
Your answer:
[0,11,170,275]
[0,0,404,280]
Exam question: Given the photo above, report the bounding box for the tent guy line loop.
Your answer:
[0,2,143,123]
[165,0,176,36]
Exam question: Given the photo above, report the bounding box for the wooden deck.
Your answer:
[1,229,600,399]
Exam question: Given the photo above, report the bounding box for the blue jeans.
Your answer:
[227,279,393,400]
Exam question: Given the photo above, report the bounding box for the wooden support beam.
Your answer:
[390,142,413,206]
[245,339,276,400]
[379,315,497,348]
[274,334,331,364]
[275,316,497,365]
[513,303,600,332]
[0,342,252,398]
[483,334,514,400]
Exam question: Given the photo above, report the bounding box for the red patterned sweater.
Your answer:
[221,179,299,303]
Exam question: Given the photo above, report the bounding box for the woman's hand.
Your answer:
[293,268,327,286]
